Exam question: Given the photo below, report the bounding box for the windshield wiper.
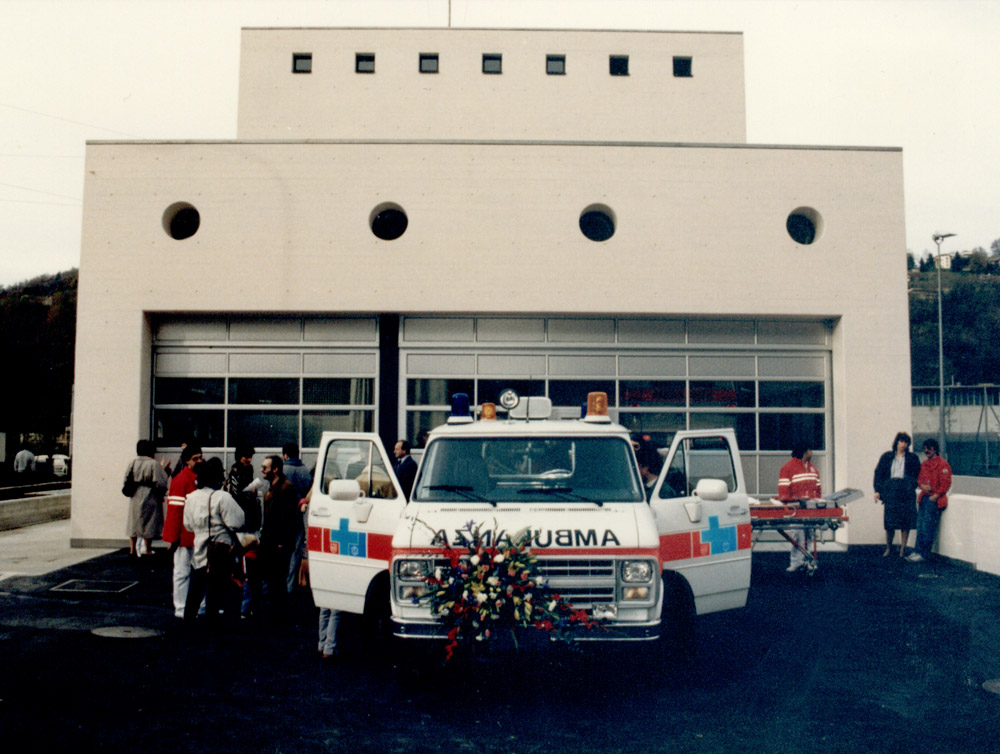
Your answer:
[424,485,497,507]
[516,487,603,506]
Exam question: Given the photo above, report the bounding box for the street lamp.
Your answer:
[932,231,956,458]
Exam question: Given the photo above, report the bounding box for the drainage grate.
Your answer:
[91,626,163,639]
[51,579,138,594]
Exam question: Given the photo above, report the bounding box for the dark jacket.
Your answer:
[395,455,418,499]
[225,462,261,532]
[283,458,313,497]
[262,477,302,549]
[873,450,921,498]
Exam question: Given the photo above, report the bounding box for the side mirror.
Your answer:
[694,478,729,502]
[328,479,363,501]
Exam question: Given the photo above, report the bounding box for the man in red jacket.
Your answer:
[162,444,202,618]
[909,439,952,563]
[778,444,822,573]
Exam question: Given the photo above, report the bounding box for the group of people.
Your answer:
[873,432,952,562]
[122,436,422,657]
[776,431,952,570]
[123,440,314,628]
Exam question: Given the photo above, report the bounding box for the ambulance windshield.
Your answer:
[412,436,644,503]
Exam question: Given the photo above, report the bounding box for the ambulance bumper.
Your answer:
[391,617,661,641]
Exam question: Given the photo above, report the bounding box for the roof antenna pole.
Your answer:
[448,0,452,28]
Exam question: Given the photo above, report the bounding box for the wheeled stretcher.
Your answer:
[749,489,862,574]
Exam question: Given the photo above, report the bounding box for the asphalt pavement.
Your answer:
[2,524,999,754]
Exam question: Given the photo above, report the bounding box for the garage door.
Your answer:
[399,317,832,498]
[151,316,380,466]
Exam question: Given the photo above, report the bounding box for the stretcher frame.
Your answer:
[750,489,860,574]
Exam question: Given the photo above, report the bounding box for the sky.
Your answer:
[2,0,998,286]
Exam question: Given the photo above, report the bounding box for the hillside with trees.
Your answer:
[0,269,77,458]
[908,244,1000,387]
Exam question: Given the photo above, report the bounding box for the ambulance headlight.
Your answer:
[397,560,429,581]
[620,560,653,582]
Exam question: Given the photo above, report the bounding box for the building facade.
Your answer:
[72,28,908,546]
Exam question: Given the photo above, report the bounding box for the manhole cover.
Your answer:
[983,679,1000,695]
[91,626,163,639]
[51,579,137,594]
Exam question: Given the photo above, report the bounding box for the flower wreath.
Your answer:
[416,520,602,661]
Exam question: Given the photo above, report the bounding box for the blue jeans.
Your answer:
[915,498,943,558]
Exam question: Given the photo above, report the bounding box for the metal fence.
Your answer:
[913,384,1000,477]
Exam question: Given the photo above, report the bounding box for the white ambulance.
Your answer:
[306,391,752,650]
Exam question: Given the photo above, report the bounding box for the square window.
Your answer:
[609,55,629,76]
[673,56,692,77]
[546,55,565,75]
[356,53,375,74]
[292,53,312,74]
[419,53,439,73]
[482,53,502,74]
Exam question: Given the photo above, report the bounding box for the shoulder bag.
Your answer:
[206,491,245,587]
[122,462,138,497]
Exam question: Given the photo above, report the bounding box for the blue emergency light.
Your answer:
[448,393,474,424]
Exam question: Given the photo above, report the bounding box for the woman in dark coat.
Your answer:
[873,431,921,558]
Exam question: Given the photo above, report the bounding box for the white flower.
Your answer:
[494,554,505,564]
[548,600,557,612]
[487,576,499,586]
[524,593,532,601]
[462,590,469,600]
[470,555,480,566]
[434,567,442,580]
[476,591,488,603]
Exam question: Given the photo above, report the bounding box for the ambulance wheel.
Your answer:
[362,573,393,658]
[659,572,696,666]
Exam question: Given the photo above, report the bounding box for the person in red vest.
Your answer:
[162,444,203,618]
[778,444,822,573]
[908,438,952,563]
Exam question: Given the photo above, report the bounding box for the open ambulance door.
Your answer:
[648,429,752,614]
[306,433,405,614]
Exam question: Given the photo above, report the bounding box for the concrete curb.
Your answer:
[0,493,71,531]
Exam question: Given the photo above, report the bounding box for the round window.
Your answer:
[786,207,823,245]
[162,202,200,241]
[370,203,408,241]
[579,204,616,242]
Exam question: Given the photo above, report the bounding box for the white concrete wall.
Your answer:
[936,494,1000,576]
[238,28,746,143]
[72,139,907,545]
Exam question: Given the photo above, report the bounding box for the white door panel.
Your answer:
[307,433,405,614]
[649,430,752,613]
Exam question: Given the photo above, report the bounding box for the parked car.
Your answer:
[52,454,70,477]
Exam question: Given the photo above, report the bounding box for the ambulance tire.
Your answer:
[658,572,696,667]
[362,572,393,658]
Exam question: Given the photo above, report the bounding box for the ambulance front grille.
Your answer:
[535,559,616,579]
[536,559,617,607]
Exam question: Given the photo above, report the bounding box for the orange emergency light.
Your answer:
[584,391,610,422]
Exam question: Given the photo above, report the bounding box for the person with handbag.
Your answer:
[183,457,245,626]
[122,439,169,559]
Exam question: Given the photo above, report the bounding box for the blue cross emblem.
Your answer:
[701,515,736,555]
[330,517,366,558]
